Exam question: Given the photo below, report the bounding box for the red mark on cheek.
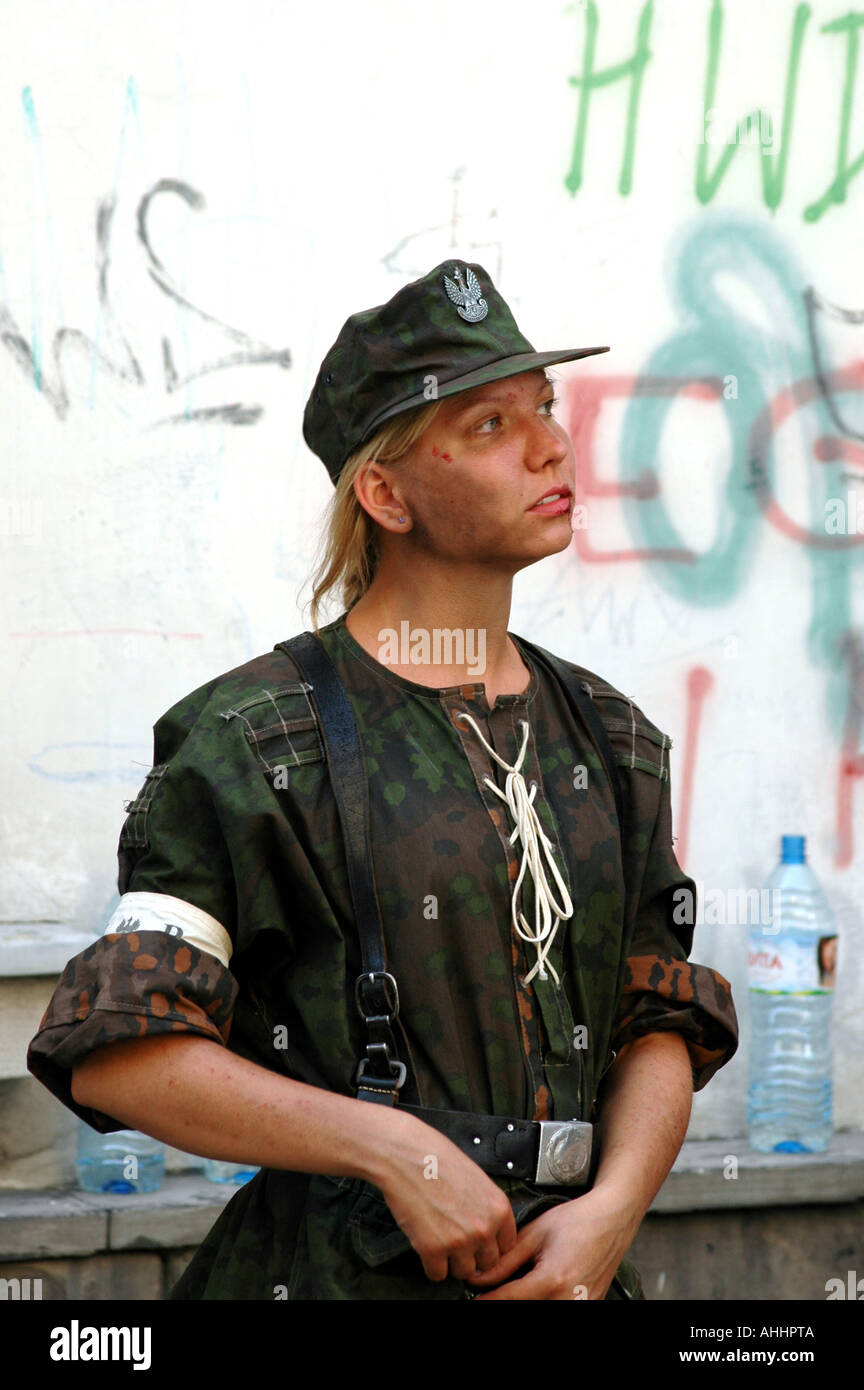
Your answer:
[429,442,453,461]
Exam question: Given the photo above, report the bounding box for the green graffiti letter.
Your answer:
[565,0,653,198]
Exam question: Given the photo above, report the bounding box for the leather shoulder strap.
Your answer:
[275,631,409,1106]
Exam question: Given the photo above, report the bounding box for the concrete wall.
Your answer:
[1,0,862,1152]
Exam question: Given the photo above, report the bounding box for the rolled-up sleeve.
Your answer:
[611,945,738,1092]
[610,765,738,1092]
[26,701,240,1132]
[26,930,238,1132]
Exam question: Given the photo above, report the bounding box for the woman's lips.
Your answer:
[528,493,571,515]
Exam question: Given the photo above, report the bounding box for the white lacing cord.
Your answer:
[454,710,573,987]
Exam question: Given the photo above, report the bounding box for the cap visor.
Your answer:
[366,346,610,436]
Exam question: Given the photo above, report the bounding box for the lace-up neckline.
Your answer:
[453,709,573,986]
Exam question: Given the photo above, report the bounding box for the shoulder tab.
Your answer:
[148,647,320,767]
[562,667,673,783]
[217,679,324,772]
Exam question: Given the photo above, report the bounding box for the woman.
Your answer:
[28,260,738,1300]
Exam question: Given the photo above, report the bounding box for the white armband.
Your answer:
[103,892,233,968]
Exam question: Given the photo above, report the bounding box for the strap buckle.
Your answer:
[354,972,406,1102]
[355,1056,408,1090]
[354,970,400,1024]
[534,1119,593,1186]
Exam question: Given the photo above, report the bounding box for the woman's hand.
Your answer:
[375,1117,519,1282]
[463,1184,641,1301]
[464,1032,694,1299]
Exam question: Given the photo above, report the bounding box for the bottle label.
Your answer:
[748,934,837,993]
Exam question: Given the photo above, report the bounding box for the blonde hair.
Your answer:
[304,397,446,633]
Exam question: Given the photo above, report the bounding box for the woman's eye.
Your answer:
[474,395,559,434]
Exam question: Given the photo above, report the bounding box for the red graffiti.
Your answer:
[563,366,864,556]
[835,632,864,868]
[565,374,719,563]
[559,366,864,869]
[748,361,864,548]
[676,665,715,871]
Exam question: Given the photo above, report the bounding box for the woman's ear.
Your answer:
[353,451,416,534]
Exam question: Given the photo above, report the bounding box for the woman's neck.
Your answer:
[343,580,529,697]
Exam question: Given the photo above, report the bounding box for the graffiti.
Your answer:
[805,286,864,442]
[676,666,715,870]
[135,178,290,406]
[567,373,714,566]
[1,96,291,424]
[564,215,864,863]
[565,0,653,199]
[836,630,864,868]
[381,167,504,286]
[565,1,864,221]
[695,0,809,212]
[574,582,639,647]
[27,743,152,783]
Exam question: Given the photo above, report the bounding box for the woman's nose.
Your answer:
[525,415,570,469]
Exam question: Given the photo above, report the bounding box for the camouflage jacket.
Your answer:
[27,612,738,1300]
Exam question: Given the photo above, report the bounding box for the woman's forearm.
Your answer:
[71,1032,522,1281]
[590,1030,694,1237]
[71,1032,420,1189]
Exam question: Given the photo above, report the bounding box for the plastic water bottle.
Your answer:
[203,1159,259,1184]
[76,1122,165,1193]
[747,835,837,1153]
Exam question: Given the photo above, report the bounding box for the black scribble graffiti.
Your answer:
[0,178,290,424]
[139,179,291,395]
[0,191,142,419]
[153,403,263,427]
[804,284,864,442]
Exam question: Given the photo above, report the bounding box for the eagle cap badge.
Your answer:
[443,264,488,323]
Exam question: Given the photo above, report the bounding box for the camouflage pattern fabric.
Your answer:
[302,259,608,483]
[168,1168,645,1301]
[27,932,237,1131]
[27,611,738,1300]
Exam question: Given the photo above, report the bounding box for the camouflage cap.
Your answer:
[302,260,610,484]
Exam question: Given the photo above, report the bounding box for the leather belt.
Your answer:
[402,1104,593,1187]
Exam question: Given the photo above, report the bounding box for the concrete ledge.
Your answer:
[0,924,92,978]
[1,1135,863,1262]
[0,924,93,1081]
[0,1190,109,1260]
[0,977,71,1081]
[653,1130,864,1213]
[108,1176,236,1251]
[0,1175,235,1261]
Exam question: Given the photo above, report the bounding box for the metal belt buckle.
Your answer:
[534,1119,593,1186]
[354,971,400,1022]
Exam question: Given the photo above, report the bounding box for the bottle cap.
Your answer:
[780,835,806,863]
